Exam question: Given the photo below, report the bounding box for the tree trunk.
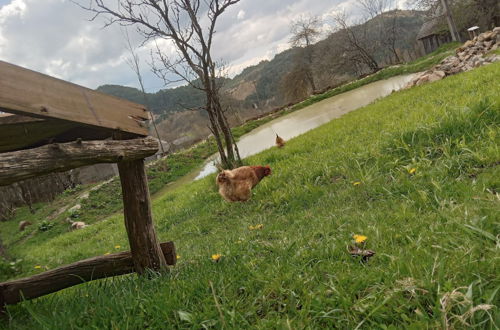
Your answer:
[206,104,229,168]
[0,238,6,259]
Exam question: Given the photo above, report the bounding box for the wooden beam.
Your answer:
[0,242,176,311]
[0,114,78,152]
[0,137,159,186]
[118,159,167,274]
[0,60,149,136]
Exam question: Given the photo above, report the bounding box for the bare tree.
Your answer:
[280,66,311,104]
[122,29,167,155]
[290,15,322,92]
[358,0,403,64]
[76,0,241,169]
[332,11,380,72]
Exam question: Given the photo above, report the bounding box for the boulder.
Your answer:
[427,72,445,82]
[484,40,494,49]
[481,31,495,41]
[19,220,32,231]
[433,70,446,78]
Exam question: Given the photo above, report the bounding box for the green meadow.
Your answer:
[1,62,499,329]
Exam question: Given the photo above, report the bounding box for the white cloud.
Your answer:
[0,0,368,91]
[237,9,245,20]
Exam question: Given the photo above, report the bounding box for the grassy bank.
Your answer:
[1,62,499,329]
[0,43,460,255]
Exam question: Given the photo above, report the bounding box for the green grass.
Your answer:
[0,114,281,261]
[0,42,460,251]
[1,62,499,329]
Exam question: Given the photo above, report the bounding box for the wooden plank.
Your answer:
[118,159,167,274]
[0,242,176,309]
[0,137,159,186]
[0,115,78,152]
[0,60,149,136]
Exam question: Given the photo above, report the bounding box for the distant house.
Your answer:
[416,16,452,54]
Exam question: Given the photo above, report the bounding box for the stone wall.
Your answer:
[407,28,500,87]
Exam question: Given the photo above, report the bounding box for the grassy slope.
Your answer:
[2,62,499,329]
[0,43,460,256]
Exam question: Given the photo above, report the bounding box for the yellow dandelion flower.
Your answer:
[211,254,222,262]
[248,225,255,230]
[114,245,121,249]
[408,168,416,175]
[353,181,362,186]
[104,252,111,255]
[176,255,181,259]
[353,234,368,243]
[34,265,42,269]
[255,224,264,229]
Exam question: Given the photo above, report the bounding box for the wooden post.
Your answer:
[0,242,176,314]
[118,159,167,274]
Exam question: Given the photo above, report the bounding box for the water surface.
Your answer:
[195,74,416,179]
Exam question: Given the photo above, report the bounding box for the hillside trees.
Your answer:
[281,16,322,103]
[78,0,241,169]
[332,10,381,73]
[289,15,322,92]
[332,0,421,73]
[411,0,499,34]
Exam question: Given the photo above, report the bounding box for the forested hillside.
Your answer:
[98,10,425,120]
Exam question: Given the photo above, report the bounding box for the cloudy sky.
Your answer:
[0,0,408,92]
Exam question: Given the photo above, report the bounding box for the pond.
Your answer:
[194,73,416,180]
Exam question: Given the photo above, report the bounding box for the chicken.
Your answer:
[275,134,285,148]
[216,165,271,202]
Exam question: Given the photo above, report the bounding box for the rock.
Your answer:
[493,27,500,33]
[19,220,32,231]
[433,70,446,78]
[481,31,495,41]
[427,72,445,82]
[68,204,81,213]
[472,56,485,67]
[484,40,494,49]
[490,44,498,51]
[71,221,87,230]
[491,55,500,63]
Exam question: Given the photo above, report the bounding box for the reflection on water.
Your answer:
[193,74,416,180]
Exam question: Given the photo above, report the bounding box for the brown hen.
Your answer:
[216,165,271,202]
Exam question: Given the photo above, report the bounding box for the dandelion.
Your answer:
[104,252,111,255]
[249,224,264,230]
[211,254,222,262]
[353,181,362,186]
[114,245,121,249]
[353,234,368,244]
[34,265,42,269]
[408,168,416,175]
[176,255,181,259]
